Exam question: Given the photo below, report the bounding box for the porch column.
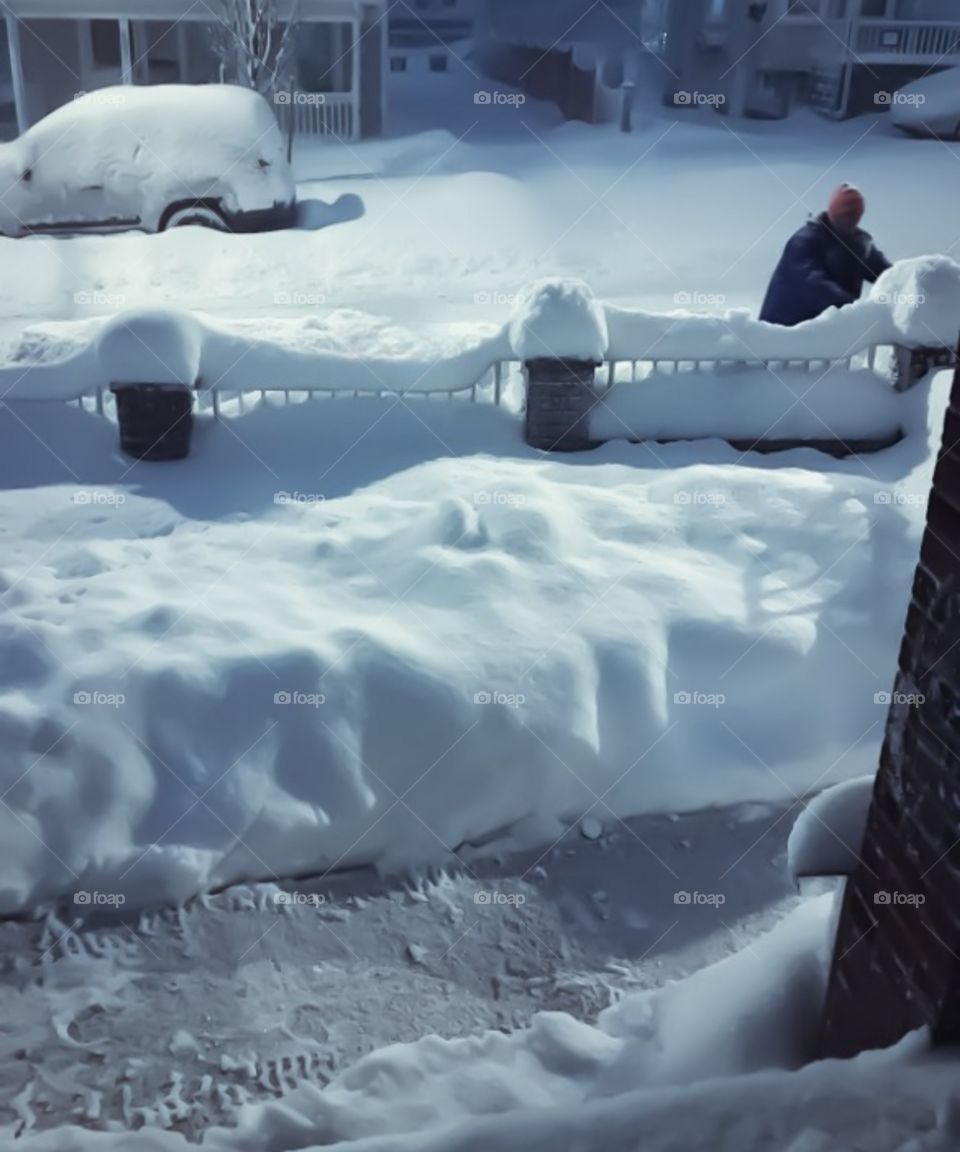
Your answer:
[119,17,132,83]
[350,18,360,140]
[176,21,189,83]
[5,14,27,134]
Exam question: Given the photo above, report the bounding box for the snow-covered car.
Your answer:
[0,84,296,236]
[889,67,960,139]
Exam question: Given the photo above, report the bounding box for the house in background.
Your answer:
[386,0,483,75]
[663,0,960,119]
[0,0,388,143]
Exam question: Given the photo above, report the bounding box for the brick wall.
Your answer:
[820,363,960,1058]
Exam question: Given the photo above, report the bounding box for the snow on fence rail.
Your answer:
[3,258,958,453]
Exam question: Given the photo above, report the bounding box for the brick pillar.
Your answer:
[524,359,599,452]
[820,353,960,1059]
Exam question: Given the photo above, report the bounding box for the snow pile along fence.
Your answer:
[0,257,957,458]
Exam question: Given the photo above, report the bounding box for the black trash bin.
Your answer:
[524,358,599,451]
[111,383,194,461]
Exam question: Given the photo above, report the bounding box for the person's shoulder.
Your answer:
[787,216,824,248]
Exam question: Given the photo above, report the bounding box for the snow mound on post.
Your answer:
[509,278,609,362]
[873,255,960,348]
[96,308,204,386]
[787,775,874,879]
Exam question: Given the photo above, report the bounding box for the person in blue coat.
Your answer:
[760,185,891,327]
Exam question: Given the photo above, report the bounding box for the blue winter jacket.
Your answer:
[760,212,891,328]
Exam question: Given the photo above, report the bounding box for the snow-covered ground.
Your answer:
[3,60,960,1152]
[0,58,955,333]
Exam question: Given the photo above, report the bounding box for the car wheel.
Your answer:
[162,204,229,231]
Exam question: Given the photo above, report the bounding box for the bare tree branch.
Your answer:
[210,0,300,98]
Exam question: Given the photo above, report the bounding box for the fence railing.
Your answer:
[67,342,922,422]
[854,20,960,62]
[275,92,357,141]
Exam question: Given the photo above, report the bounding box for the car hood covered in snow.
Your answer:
[0,84,295,234]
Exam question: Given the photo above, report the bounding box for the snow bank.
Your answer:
[509,279,609,361]
[591,361,922,444]
[788,775,875,879]
[874,256,960,348]
[0,309,511,402]
[0,389,928,917]
[603,299,897,362]
[2,258,958,402]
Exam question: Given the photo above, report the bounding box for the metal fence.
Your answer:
[67,343,915,422]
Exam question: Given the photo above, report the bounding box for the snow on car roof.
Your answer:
[0,84,293,227]
[27,82,279,143]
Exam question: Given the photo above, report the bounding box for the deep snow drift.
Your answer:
[0,370,942,917]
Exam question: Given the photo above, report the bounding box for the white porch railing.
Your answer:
[853,20,960,63]
[276,93,357,141]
